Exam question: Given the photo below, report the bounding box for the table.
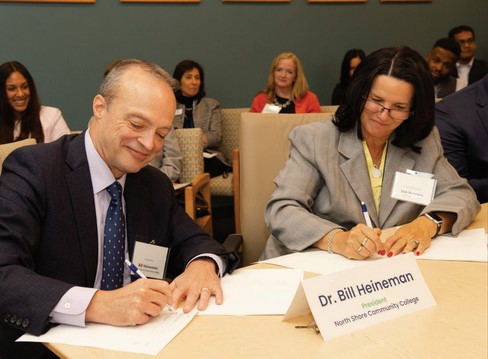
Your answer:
[47,205,488,359]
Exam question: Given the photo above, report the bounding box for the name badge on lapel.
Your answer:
[391,170,437,206]
[132,241,169,279]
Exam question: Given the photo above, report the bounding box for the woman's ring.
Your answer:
[410,239,419,245]
[201,287,209,292]
[356,246,363,253]
[361,237,368,246]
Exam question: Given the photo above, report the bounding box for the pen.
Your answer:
[124,259,177,313]
[361,201,373,228]
[124,259,147,279]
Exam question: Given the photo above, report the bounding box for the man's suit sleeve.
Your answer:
[0,147,74,336]
[435,100,470,177]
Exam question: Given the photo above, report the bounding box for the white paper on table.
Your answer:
[17,308,197,356]
[260,228,487,275]
[260,250,373,276]
[418,228,487,262]
[199,268,303,315]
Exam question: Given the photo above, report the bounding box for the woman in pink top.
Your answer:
[0,61,70,144]
[250,52,321,114]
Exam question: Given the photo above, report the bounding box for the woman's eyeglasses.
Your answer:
[363,97,413,121]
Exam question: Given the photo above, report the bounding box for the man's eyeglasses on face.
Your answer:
[458,38,474,46]
[363,97,413,121]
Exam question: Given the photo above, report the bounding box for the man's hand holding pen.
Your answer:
[85,279,175,326]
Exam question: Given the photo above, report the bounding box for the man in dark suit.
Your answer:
[426,38,460,99]
[435,74,488,204]
[0,59,239,359]
[448,25,488,91]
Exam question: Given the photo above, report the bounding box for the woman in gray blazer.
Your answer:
[262,46,480,261]
[172,60,229,176]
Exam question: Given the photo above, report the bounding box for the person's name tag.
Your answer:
[391,171,437,206]
[261,103,281,114]
[175,108,183,116]
[132,241,169,279]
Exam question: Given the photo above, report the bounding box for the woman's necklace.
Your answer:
[372,157,382,179]
[274,97,293,109]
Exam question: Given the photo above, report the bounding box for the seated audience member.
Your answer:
[261,46,479,261]
[448,25,488,91]
[250,52,321,114]
[0,61,70,144]
[149,127,182,182]
[172,60,229,177]
[331,49,366,105]
[426,38,460,99]
[0,59,239,359]
[435,74,488,203]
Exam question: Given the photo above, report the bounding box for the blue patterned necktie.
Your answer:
[101,181,125,290]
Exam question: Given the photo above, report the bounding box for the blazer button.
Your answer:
[3,314,11,323]
[16,317,23,326]
[10,315,17,324]
[22,318,30,328]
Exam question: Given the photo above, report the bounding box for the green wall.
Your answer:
[1,0,486,130]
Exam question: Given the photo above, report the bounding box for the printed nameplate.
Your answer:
[284,254,436,340]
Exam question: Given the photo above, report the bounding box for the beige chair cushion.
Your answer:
[174,128,204,184]
[239,112,334,265]
[218,108,248,164]
[210,172,234,196]
[0,138,37,174]
[210,108,248,197]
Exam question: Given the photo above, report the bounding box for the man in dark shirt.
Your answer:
[426,38,460,99]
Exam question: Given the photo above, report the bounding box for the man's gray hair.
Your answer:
[98,59,177,104]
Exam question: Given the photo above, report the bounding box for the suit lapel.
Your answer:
[379,143,414,227]
[338,130,379,225]
[192,101,202,129]
[65,133,98,286]
[476,77,488,134]
[338,130,419,228]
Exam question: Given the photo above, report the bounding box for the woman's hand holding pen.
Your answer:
[332,224,383,260]
[85,279,173,326]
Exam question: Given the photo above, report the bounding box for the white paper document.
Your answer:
[18,308,197,355]
[261,228,487,275]
[203,151,218,159]
[199,268,304,315]
[418,228,487,262]
[173,182,190,191]
[261,250,371,276]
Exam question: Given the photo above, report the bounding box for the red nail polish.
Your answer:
[387,252,393,257]
[416,251,420,256]
[380,250,386,255]
[402,252,406,255]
